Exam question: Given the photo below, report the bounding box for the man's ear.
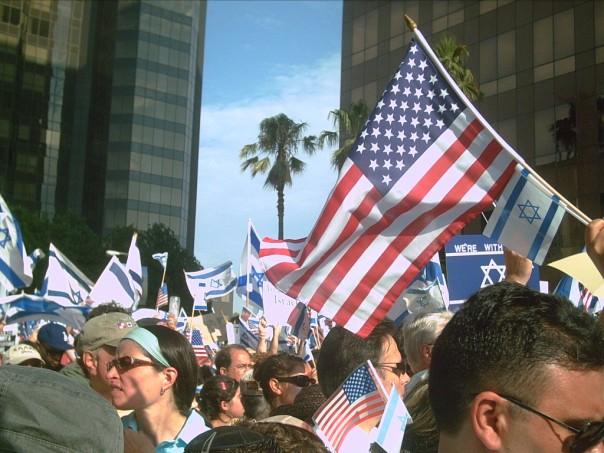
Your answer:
[218,367,227,376]
[471,391,509,451]
[268,377,282,396]
[82,351,97,375]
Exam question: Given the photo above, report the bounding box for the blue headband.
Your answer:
[122,328,171,368]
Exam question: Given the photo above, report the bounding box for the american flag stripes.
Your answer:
[313,362,387,452]
[190,328,212,365]
[260,39,517,337]
[155,283,168,309]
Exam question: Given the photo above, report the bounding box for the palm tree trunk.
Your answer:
[277,186,284,239]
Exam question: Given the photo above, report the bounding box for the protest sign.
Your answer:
[261,280,298,326]
[445,234,540,309]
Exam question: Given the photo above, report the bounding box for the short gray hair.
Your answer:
[403,311,452,373]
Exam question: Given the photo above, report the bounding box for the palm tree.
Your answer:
[435,35,482,102]
[240,113,318,239]
[318,100,370,172]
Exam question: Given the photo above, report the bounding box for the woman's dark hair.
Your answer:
[142,325,197,415]
[253,353,305,405]
[239,420,328,452]
[198,375,240,420]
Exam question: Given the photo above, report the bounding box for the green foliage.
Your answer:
[318,100,370,172]
[240,113,319,239]
[435,35,482,102]
[139,223,201,312]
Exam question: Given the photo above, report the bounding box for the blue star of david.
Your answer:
[251,269,264,287]
[0,227,10,248]
[210,278,223,288]
[517,200,541,224]
[71,288,83,304]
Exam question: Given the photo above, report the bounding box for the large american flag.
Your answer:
[190,329,211,365]
[260,38,517,337]
[313,362,386,452]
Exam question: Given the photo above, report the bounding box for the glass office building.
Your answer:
[341,0,604,261]
[0,0,205,252]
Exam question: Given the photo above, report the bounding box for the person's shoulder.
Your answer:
[59,361,89,385]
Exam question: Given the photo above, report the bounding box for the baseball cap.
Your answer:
[76,312,137,353]
[4,344,45,366]
[38,323,72,352]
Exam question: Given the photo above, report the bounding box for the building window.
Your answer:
[533,17,553,67]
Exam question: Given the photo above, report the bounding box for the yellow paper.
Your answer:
[547,252,604,296]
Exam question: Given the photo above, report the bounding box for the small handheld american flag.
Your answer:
[313,361,387,452]
[155,283,168,309]
[190,328,212,365]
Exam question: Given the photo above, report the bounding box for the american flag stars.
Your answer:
[351,41,463,194]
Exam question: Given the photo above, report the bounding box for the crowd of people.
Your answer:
[1,221,604,452]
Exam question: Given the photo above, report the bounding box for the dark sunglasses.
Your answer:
[275,374,316,387]
[107,356,160,373]
[375,361,410,378]
[498,393,604,453]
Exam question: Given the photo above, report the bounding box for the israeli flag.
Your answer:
[126,233,143,302]
[388,252,449,322]
[238,316,259,349]
[40,243,93,307]
[484,164,565,265]
[176,307,188,332]
[185,261,236,310]
[237,220,264,310]
[0,293,90,329]
[88,257,137,309]
[375,387,413,453]
[152,252,168,269]
[0,194,34,292]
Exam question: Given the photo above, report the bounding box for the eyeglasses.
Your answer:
[275,374,316,388]
[498,393,604,453]
[107,356,160,373]
[375,361,410,378]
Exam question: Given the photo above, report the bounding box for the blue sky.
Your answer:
[194,1,343,283]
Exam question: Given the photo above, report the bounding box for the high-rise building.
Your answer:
[341,0,604,264]
[0,0,205,252]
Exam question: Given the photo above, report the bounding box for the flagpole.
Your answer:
[246,219,251,309]
[404,15,591,227]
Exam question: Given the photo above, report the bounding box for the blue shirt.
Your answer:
[122,409,209,452]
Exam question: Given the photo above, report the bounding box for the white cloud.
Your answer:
[195,53,341,269]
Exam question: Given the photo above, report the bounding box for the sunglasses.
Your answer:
[275,374,316,387]
[498,393,604,453]
[375,361,410,378]
[107,356,160,373]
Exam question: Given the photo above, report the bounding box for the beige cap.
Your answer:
[76,312,136,353]
[5,344,44,365]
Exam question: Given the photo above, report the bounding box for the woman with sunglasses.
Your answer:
[107,325,209,452]
[197,375,245,428]
[253,352,315,413]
